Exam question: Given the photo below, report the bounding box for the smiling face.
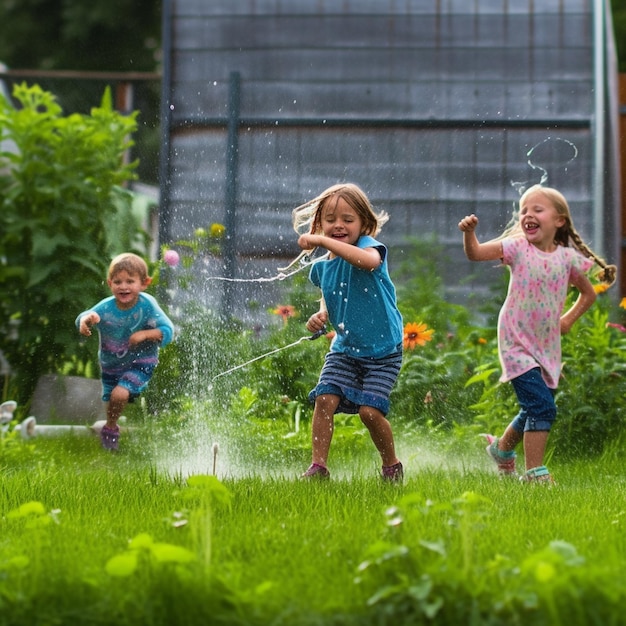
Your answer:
[107,270,148,310]
[320,195,364,245]
[518,190,566,251]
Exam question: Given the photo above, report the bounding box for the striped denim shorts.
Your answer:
[101,364,156,402]
[308,346,402,416]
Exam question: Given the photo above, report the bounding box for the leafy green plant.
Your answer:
[394,237,472,337]
[0,83,140,403]
[392,340,491,429]
[553,300,626,457]
[105,531,196,578]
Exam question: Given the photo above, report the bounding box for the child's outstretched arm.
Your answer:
[458,214,503,262]
[298,234,381,271]
[560,272,597,335]
[78,312,100,337]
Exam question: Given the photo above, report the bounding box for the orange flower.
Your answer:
[593,283,609,294]
[271,305,297,324]
[403,322,434,350]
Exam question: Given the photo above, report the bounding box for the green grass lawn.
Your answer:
[1,428,625,626]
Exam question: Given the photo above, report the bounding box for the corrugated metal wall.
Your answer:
[159,0,620,319]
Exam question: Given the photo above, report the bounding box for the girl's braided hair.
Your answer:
[502,184,616,287]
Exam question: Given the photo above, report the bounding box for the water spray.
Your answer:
[201,248,329,284]
[210,326,327,382]
[511,136,578,194]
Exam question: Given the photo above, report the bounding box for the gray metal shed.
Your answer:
[158,0,620,320]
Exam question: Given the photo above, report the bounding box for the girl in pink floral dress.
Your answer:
[458,185,616,483]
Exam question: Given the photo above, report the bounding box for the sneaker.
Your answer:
[100,425,120,451]
[484,434,516,475]
[381,461,404,483]
[301,463,330,479]
[520,466,554,485]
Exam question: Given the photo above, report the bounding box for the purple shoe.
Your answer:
[381,461,404,482]
[301,463,330,479]
[100,425,120,451]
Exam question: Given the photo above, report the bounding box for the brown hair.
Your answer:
[292,183,388,238]
[108,253,150,281]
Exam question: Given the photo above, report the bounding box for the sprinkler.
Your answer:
[212,442,219,475]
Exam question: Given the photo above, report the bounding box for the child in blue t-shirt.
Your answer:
[292,183,404,482]
[76,253,174,450]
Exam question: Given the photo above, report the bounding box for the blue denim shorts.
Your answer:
[510,367,556,433]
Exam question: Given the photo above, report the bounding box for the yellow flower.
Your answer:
[271,305,297,324]
[620,298,626,310]
[403,322,434,350]
[593,283,609,294]
[210,223,226,239]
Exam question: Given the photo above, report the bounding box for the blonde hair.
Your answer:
[108,253,150,281]
[292,183,388,238]
[501,185,616,287]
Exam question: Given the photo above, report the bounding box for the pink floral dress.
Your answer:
[498,237,593,388]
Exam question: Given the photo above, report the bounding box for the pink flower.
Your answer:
[163,250,180,267]
[606,322,626,333]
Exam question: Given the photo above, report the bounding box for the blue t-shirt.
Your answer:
[309,235,403,358]
[75,293,174,375]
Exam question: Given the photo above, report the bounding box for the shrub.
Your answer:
[0,83,140,403]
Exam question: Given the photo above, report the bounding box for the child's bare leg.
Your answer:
[497,424,523,452]
[359,406,399,467]
[522,430,549,470]
[106,385,130,429]
[311,394,340,467]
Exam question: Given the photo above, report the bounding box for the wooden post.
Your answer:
[619,74,626,297]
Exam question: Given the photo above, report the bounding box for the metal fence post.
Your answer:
[222,71,240,317]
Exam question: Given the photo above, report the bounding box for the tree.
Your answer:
[0,83,139,404]
[0,0,162,183]
[0,0,161,73]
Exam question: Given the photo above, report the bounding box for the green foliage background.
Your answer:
[0,84,139,404]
